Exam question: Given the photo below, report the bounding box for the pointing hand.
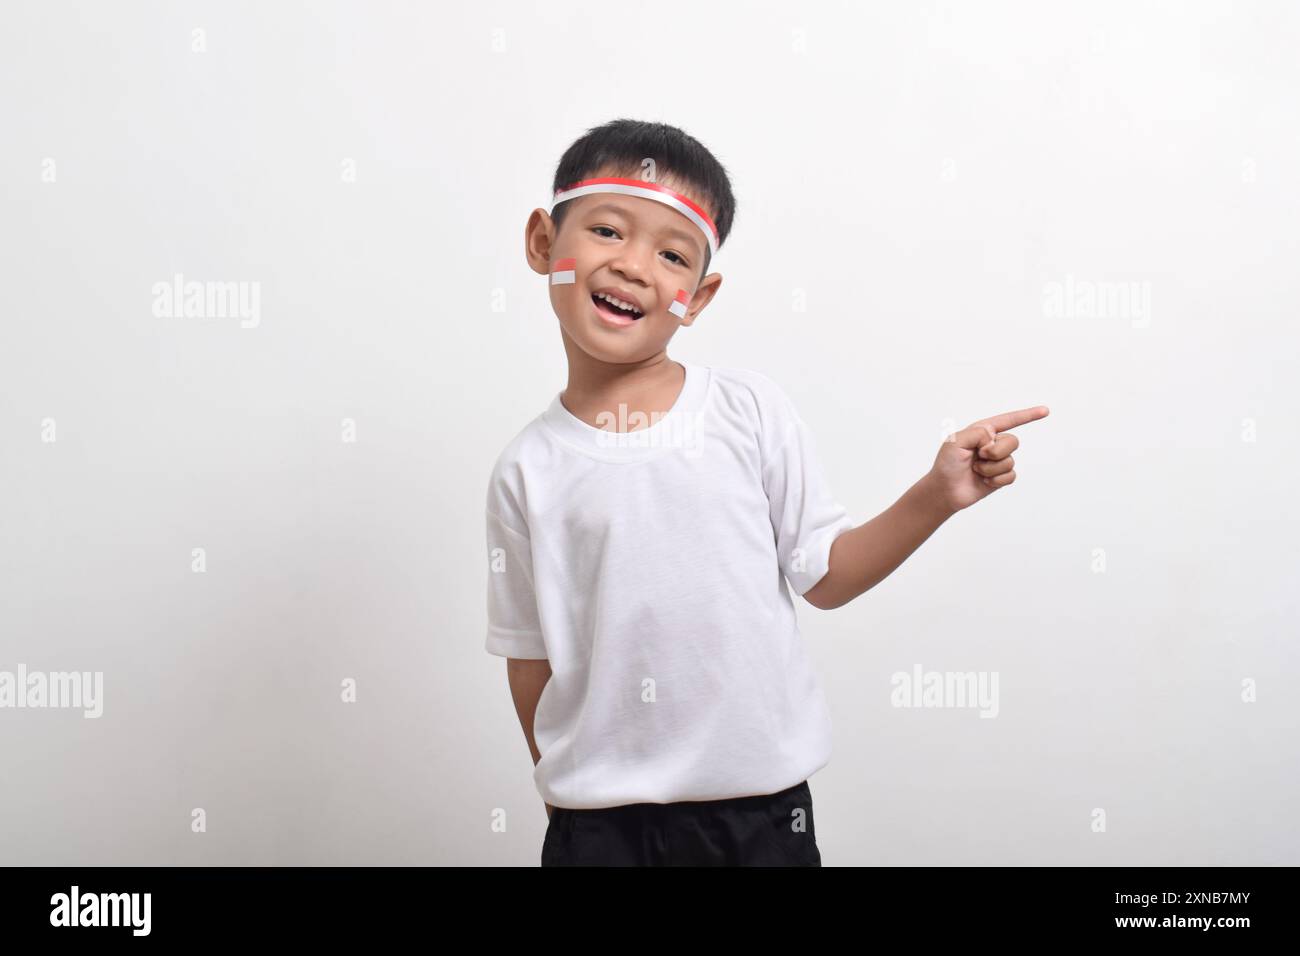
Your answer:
[927,406,1050,513]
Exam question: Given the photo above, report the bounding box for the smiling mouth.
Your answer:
[591,292,644,322]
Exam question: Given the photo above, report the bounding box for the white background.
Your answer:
[1,0,1296,865]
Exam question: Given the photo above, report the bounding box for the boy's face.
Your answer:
[525,173,723,365]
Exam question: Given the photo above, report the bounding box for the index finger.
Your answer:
[974,405,1050,434]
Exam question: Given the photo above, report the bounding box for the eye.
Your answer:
[591,226,619,238]
[662,251,688,267]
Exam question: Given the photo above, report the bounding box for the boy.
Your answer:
[485,118,1049,866]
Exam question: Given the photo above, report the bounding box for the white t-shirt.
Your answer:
[484,362,854,809]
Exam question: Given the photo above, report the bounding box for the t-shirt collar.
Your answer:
[541,362,710,461]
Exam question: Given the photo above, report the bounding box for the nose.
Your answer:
[608,241,653,286]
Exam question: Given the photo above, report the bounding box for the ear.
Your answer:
[524,208,558,276]
[678,272,722,327]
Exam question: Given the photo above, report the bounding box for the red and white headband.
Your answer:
[550,177,720,259]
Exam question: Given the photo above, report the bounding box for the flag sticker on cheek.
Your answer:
[550,258,576,285]
[668,288,691,318]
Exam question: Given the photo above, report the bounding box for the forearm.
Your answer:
[505,658,553,817]
[804,473,954,610]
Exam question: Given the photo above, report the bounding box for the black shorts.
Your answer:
[541,779,822,866]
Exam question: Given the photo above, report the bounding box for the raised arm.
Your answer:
[802,474,953,610]
[803,406,1049,610]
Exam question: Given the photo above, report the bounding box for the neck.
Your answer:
[557,340,684,432]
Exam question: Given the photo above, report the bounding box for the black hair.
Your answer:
[549,118,736,279]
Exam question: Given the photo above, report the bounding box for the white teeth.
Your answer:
[595,292,642,315]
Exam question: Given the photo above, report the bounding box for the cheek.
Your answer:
[548,256,577,286]
[547,260,598,328]
[667,287,692,319]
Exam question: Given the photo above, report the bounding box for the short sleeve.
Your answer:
[485,508,548,659]
[759,386,855,597]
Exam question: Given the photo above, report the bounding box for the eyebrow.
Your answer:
[582,201,704,256]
